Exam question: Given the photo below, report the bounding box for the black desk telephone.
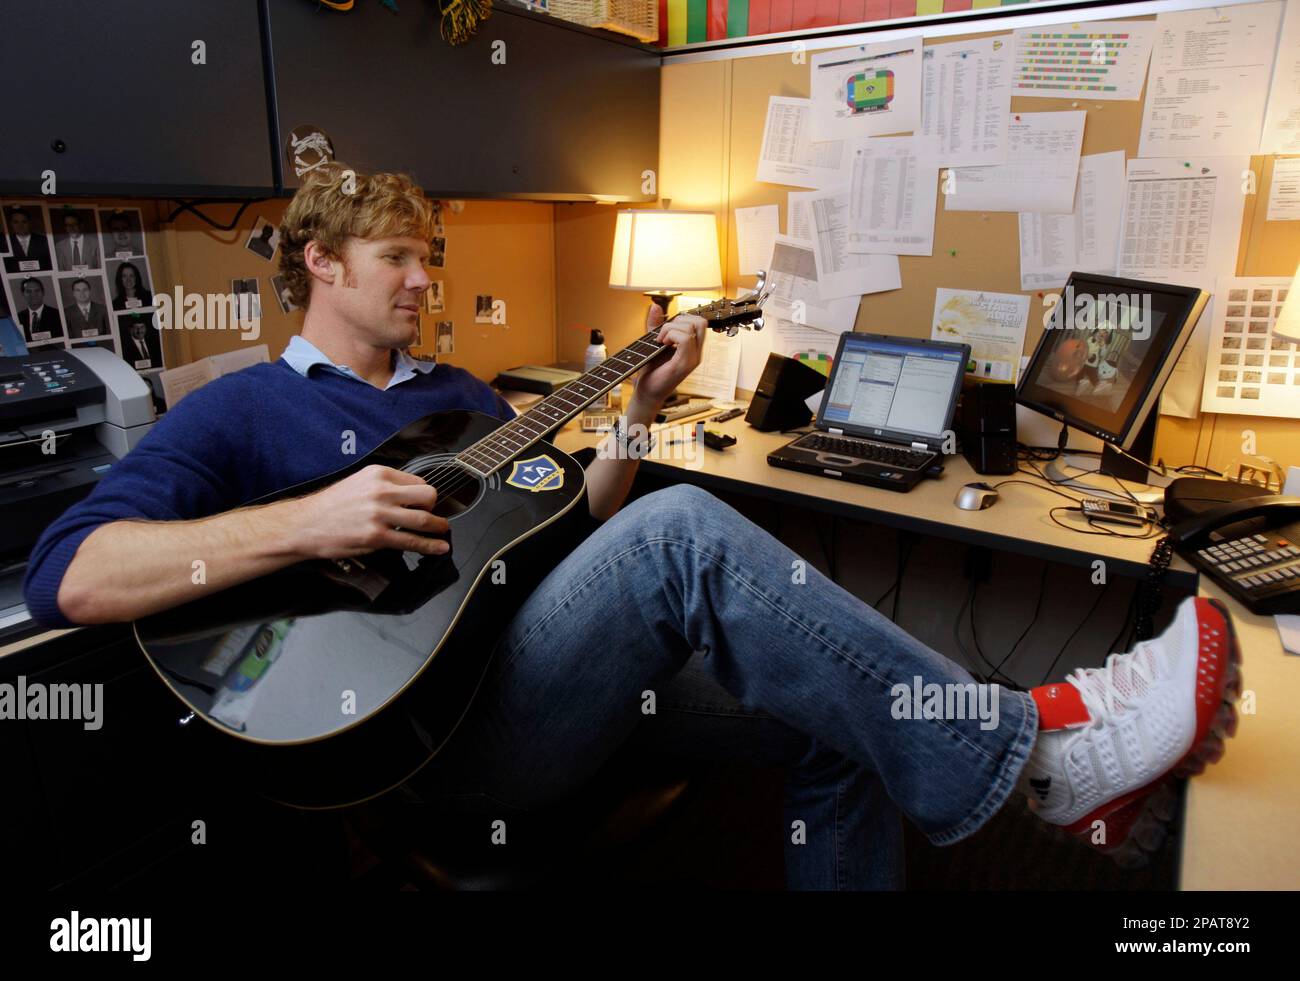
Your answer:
[1169,496,1300,615]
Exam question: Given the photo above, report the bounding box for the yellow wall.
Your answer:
[1163,152,1300,474]
[551,18,1300,477]
[12,196,560,384]
[155,198,557,381]
[554,61,735,368]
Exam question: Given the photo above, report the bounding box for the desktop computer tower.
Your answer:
[957,377,1017,475]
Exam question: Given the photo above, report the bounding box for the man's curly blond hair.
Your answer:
[278,164,437,310]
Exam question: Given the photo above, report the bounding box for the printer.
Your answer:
[1,346,155,637]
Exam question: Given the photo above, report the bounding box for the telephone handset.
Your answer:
[1168,495,1300,615]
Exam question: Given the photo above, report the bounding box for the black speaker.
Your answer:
[745,353,827,432]
[957,377,1017,475]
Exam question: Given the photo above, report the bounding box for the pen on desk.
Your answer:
[666,432,697,446]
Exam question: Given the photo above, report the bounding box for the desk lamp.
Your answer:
[608,209,722,316]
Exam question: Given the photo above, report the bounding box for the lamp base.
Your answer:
[645,292,678,315]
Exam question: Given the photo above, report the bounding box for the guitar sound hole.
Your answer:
[433,474,481,518]
[401,456,484,520]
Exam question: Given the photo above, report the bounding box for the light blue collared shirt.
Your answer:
[281,334,436,390]
[0,317,27,356]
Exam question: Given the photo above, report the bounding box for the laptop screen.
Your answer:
[819,333,967,443]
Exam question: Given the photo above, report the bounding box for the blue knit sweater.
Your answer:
[22,358,515,629]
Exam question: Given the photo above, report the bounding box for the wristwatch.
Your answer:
[607,416,656,460]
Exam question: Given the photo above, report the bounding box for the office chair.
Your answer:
[343,745,694,890]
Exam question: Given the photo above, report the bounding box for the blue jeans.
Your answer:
[415,483,1039,889]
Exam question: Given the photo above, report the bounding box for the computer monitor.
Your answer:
[1016,272,1210,478]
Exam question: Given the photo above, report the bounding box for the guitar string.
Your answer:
[410,320,719,498]
[413,300,761,492]
[400,310,761,514]
[410,361,638,503]
[405,328,670,498]
[407,337,661,498]
[413,310,761,499]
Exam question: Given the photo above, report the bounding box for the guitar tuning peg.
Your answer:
[752,316,764,331]
[726,323,739,337]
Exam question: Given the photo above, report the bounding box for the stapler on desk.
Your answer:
[702,429,736,450]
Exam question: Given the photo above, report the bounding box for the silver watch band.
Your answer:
[609,416,656,460]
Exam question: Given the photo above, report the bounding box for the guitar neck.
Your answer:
[456,329,667,478]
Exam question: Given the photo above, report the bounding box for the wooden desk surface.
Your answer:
[555,411,1195,587]
[1182,579,1300,890]
[557,409,1298,890]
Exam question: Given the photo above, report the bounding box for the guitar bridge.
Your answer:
[317,557,392,603]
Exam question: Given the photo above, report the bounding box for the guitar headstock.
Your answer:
[680,271,772,337]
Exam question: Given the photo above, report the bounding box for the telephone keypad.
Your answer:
[1199,532,1300,599]
[1185,512,1300,615]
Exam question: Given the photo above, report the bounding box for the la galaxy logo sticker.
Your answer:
[506,454,564,492]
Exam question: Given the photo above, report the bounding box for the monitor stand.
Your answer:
[1100,411,1158,484]
[1044,413,1167,504]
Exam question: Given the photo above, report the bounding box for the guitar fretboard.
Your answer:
[457,329,666,477]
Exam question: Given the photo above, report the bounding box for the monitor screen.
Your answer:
[819,333,968,444]
[1016,274,1207,447]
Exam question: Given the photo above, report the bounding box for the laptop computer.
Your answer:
[767,332,970,493]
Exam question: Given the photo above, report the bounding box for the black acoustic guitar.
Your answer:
[135,289,768,808]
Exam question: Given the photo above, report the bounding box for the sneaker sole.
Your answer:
[1061,597,1242,862]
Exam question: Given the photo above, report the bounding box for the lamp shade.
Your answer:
[1273,261,1300,343]
[608,210,722,292]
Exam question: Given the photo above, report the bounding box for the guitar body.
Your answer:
[135,409,588,809]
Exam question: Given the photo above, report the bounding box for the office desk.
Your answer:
[556,411,1300,890]
[555,413,1196,587]
[1181,579,1300,890]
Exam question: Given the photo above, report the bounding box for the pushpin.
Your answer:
[1184,161,1191,168]
[1015,114,1021,122]
[950,249,957,257]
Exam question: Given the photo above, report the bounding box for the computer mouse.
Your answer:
[955,482,999,511]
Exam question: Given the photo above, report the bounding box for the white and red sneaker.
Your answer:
[1020,596,1241,864]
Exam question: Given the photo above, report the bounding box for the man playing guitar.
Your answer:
[25,165,1240,888]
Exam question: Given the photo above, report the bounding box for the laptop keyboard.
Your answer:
[799,433,933,470]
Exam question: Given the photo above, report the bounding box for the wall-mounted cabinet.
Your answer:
[0,1,276,197]
[266,1,660,201]
[0,0,659,202]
